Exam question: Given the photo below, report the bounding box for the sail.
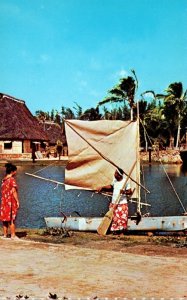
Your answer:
[65,119,139,197]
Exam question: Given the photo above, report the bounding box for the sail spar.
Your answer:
[65,119,139,197]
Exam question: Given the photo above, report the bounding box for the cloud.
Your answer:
[108,68,129,83]
[117,69,128,78]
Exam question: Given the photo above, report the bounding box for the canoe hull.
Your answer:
[44,216,187,232]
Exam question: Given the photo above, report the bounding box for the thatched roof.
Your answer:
[40,121,66,145]
[0,93,48,141]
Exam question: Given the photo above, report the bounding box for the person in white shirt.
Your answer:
[97,167,132,234]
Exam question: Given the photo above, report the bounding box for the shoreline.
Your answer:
[0,150,183,166]
[0,156,68,166]
[0,227,187,253]
[140,149,182,164]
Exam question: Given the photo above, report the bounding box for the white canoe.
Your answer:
[45,216,187,232]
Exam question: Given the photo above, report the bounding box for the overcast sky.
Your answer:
[0,0,187,114]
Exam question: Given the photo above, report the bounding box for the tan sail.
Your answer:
[65,119,139,198]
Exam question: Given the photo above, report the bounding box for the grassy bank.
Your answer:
[0,227,186,256]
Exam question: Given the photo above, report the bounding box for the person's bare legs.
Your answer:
[10,220,16,238]
[2,221,9,237]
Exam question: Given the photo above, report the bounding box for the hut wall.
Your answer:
[23,140,31,153]
[0,140,30,159]
[0,141,22,154]
[0,140,34,159]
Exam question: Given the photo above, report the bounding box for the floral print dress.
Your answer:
[0,176,18,221]
[110,202,128,231]
[110,176,130,232]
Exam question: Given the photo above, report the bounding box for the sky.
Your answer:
[0,0,187,115]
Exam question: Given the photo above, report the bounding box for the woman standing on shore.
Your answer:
[0,163,20,239]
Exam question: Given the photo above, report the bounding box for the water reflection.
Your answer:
[180,163,187,176]
[0,163,186,228]
[140,164,187,217]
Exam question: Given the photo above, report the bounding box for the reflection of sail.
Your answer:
[65,119,139,198]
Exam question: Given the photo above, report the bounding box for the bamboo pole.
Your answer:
[25,172,65,186]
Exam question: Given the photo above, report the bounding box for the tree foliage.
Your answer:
[35,77,186,149]
[97,70,138,120]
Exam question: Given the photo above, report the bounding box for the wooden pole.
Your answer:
[97,162,136,236]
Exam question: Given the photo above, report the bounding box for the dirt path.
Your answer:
[0,235,187,299]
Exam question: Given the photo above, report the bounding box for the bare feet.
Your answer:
[11,235,19,240]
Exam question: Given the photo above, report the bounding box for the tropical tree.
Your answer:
[138,92,169,150]
[140,83,187,148]
[61,103,84,120]
[50,109,55,121]
[80,107,102,120]
[97,69,138,120]
[72,102,83,119]
[54,111,61,125]
[61,106,75,120]
[35,110,50,122]
[161,82,187,148]
[101,105,130,120]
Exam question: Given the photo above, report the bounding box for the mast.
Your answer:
[136,101,141,213]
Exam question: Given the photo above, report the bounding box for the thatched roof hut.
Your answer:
[0,93,48,141]
[0,93,48,158]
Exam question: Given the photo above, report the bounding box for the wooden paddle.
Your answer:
[97,162,136,236]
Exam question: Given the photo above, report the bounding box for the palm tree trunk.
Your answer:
[130,107,133,121]
[169,135,174,149]
[175,113,181,149]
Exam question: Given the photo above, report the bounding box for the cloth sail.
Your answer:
[65,119,139,198]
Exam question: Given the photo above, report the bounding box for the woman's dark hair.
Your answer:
[117,167,124,176]
[118,168,124,175]
[5,163,17,174]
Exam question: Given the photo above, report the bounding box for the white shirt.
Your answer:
[111,176,130,204]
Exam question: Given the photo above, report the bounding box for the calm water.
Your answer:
[0,163,187,228]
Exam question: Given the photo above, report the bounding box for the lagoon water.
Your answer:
[0,163,187,228]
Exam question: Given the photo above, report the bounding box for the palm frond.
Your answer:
[183,89,187,100]
[141,90,156,98]
[97,96,123,106]
[109,88,125,97]
[131,69,139,90]
[155,94,166,99]
[165,82,183,98]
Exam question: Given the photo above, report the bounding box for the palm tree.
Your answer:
[139,91,169,150]
[162,82,187,148]
[35,110,50,122]
[61,106,75,119]
[73,102,83,119]
[80,107,102,121]
[101,104,130,120]
[97,69,138,121]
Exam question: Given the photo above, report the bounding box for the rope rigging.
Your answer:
[140,118,187,214]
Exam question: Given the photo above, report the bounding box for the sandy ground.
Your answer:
[0,230,187,299]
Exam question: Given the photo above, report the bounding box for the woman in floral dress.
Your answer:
[97,168,133,234]
[0,163,20,239]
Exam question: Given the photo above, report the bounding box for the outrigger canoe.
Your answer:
[45,215,187,232]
